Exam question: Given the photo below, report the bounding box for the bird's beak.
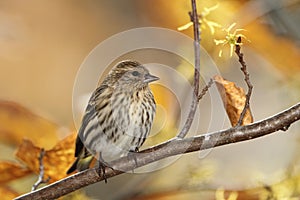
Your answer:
[144,73,159,83]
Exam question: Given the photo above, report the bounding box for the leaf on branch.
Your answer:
[0,161,31,184]
[214,75,253,126]
[15,133,76,183]
[0,100,59,148]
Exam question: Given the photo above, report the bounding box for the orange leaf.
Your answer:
[0,100,59,148]
[45,133,76,181]
[15,133,76,183]
[0,186,19,200]
[0,161,31,184]
[214,75,253,126]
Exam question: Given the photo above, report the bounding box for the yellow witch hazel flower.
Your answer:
[178,4,221,35]
[214,23,249,57]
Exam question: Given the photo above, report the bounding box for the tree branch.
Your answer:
[235,36,253,126]
[177,0,201,138]
[198,78,214,101]
[31,149,50,191]
[15,102,300,200]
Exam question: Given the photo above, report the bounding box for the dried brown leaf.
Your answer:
[0,100,59,148]
[0,161,31,184]
[214,75,253,126]
[15,133,76,183]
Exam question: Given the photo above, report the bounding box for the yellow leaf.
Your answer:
[0,186,19,200]
[15,133,76,183]
[0,161,31,184]
[0,100,59,148]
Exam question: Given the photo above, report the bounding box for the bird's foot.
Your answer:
[96,158,114,183]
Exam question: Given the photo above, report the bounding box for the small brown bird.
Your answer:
[67,60,159,180]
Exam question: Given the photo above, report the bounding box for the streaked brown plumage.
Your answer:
[67,60,159,178]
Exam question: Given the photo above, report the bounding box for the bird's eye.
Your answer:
[132,71,140,76]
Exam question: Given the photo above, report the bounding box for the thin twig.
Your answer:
[198,78,214,101]
[31,149,50,191]
[15,102,300,200]
[235,36,253,126]
[177,0,201,138]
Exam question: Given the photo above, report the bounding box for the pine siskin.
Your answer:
[67,60,159,179]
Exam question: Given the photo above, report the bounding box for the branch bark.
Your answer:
[31,149,50,191]
[235,36,253,126]
[15,102,300,200]
[177,0,201,138]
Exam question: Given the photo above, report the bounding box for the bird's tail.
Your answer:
[66,154,94,174]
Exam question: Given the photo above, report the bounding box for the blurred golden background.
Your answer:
[0,0,300,199]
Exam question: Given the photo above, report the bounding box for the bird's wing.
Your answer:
[74,84,108,157]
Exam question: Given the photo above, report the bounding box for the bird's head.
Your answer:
[106,60,159,90]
